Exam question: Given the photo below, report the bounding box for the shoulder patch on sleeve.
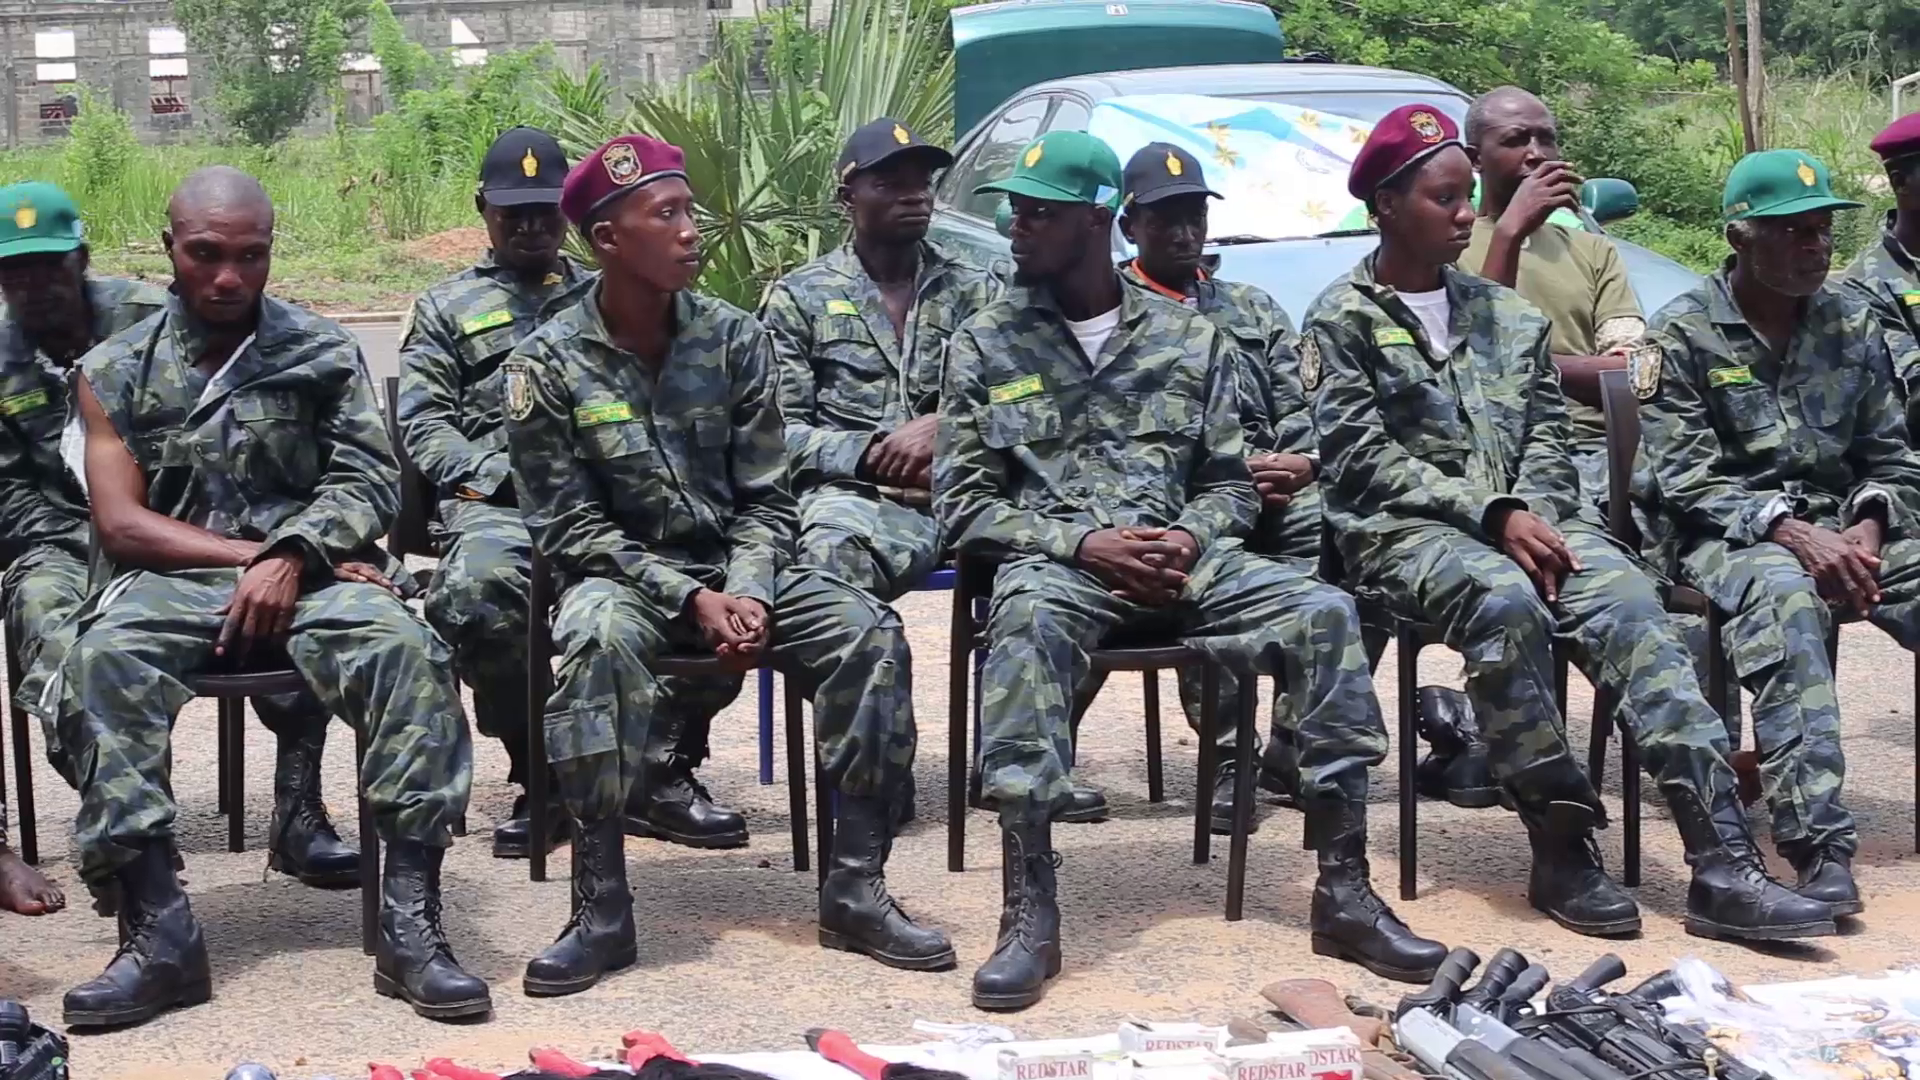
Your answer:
[505,362,534,421]
[1628,343,1663,400]
[1298,334,1321,392]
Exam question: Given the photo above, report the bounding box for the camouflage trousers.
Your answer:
[5,546,334,792]
[1351,523,1735,806]
[1678,537,1920,856]
[796,487,942,603]
[979,541,1384,813]
[427,500,712,787]
[544,566,915,820]
[47,568,471,884]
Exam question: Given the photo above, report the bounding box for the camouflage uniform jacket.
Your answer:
[1305,254,1583,560]
[1837,212,1920,431]
[504,285,795,611]
[936,276,1256,562]
[396,252,596,501]
[1640,266,1920,568]
[81,293,402,581]
[760,241,995,493]
[1121,262,1320,557]
[0,275,165,565]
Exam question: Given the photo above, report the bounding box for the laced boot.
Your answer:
[972,775,1109,823]
[373,841,492,1020]
[493,731,566,860]
[1516,797,1641,936]
[1414,686,1500,809]
[625,755,748,848]
[267,725,360,888]
[1258,727,1301,808]
[971,814,1062,1011]
[63,841,211,1028]
[818,794,955,969]
[1210,759,1260,836]
[1304,799,1447,983]
[1667,787,1835,940]
[524,816,637,995]
[1782,840,1863,918]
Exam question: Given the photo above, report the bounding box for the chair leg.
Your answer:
[1144,671,1165,803]
[1586,688,1611,791]
[814,750,832,892]
[217,698,232,815]
[1914,656,1920,856]
[946,591,970,874]
[8,703,35,866]
[784,672,809,874]
[1226,673,1257,922]
[224,697,245,854]
[1620,714,1641,889]
[758,666,775,786]
[1194,666,1217,865]
[1397,628,1420,902]
[1706,606,1735,746]
[357,723,377,956]
[528,658,550,886]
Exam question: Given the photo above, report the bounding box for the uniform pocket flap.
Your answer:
[543,699,618,762]
[231,391,300,422]
[1126,392,1204,438]
[572,419,651,461]
[1720,387,1781,433]
[980,397,1063,449]
[464,325,522,362]
[1723,603,1788,679]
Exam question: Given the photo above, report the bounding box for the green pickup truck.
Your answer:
[927,0,1701,322]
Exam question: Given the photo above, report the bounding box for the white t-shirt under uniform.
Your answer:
[1398,287,1457,355]
[1066,306,1122,363]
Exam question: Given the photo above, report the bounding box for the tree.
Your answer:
[173,0,369,146]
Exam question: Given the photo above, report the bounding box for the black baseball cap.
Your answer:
[1122,142,1221,208]
[837,117,953,182]
[479,126,568,206]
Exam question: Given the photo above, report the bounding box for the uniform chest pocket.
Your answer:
[1717,386,1783,451]
[573,419,653,462]
[980,397,1064,449]
[1792,374,1859,431]
[1372,350,1467,454]
[815,313,891,422]
[458,324,523,369]
[230,390,319,489]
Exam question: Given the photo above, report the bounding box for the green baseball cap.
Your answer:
[974,131,1122,208]
[0,182,83,260]
[1722,150,1862,223]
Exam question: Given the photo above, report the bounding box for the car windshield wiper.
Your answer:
[1313,228,1379,239]
[1206,234,1277,246]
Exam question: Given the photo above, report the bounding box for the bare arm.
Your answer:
[78,375,253,570]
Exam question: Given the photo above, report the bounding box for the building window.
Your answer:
[35,30,76,59]
[36,62,77,83]
[450,18,487,67]
[148,27,186,54]
[149,59,190,115]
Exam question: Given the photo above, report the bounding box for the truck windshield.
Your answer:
[1089,91,1470,242]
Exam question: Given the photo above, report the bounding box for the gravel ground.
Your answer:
[5,590,1920,1080]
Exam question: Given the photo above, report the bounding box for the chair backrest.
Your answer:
[1597,367,1643,551]
[383,375,437,560]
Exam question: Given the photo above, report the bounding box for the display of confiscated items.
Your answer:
[1656,960,1920,1078]
[1389,948,1768,1079]
[0,1000,68,1080]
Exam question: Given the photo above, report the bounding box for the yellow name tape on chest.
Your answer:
[1373,327,1415,347]
[574,401,634,427]
[0,388,49,416]
[988,374,1045,405]
[1707,366,1755,388]
[460,310,515,336]
[1903,291,1920,308]
[825,299,860,317]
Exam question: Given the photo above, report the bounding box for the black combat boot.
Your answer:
[266,725,360,888]
[1667,787,1835,940]
[971,775,1109,823]
[1210,759,1260,836]
[64,841,211,1028]
[892,772,917,831]
[971,814,1062,1011]
[1304,800,1447,983]
[1258,728,1300,808]
[1782,840,1863,918]
[1516,797,1641,936]
[524,816,637,996]
[492,790,568,860]
[1414,687,1500,809]
[373,841,491,1020]
[625,755,748,848]
[818,794,955,970]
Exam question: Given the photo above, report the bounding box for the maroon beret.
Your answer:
[1348,104,1463,200]
[560,134,688,224]
[1871,112,1920,163]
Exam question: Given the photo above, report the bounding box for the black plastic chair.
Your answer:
[4,601,37,865]
[523,550,818,886]
[944,552,1260,920]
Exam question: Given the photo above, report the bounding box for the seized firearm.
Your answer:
[1257,979,1422,1080]
[1517,954,1771,1080]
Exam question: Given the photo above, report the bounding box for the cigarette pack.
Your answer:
[1117,1023,1229,1055]
[1124,1048,1226,1080]
[995,1045,1100,1080]
[1218,1030,1362,1080]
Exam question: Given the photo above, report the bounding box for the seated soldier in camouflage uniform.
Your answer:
[505,136,951,998]
[1310,108,1831,944]
[0,183,360,900]
[32,168,487,1027]
[400,128,748,857]
[1112,142,1323,829]
[941,131,1446,1012]
[1641,150,1920,920]
[1839,113,1920,435]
